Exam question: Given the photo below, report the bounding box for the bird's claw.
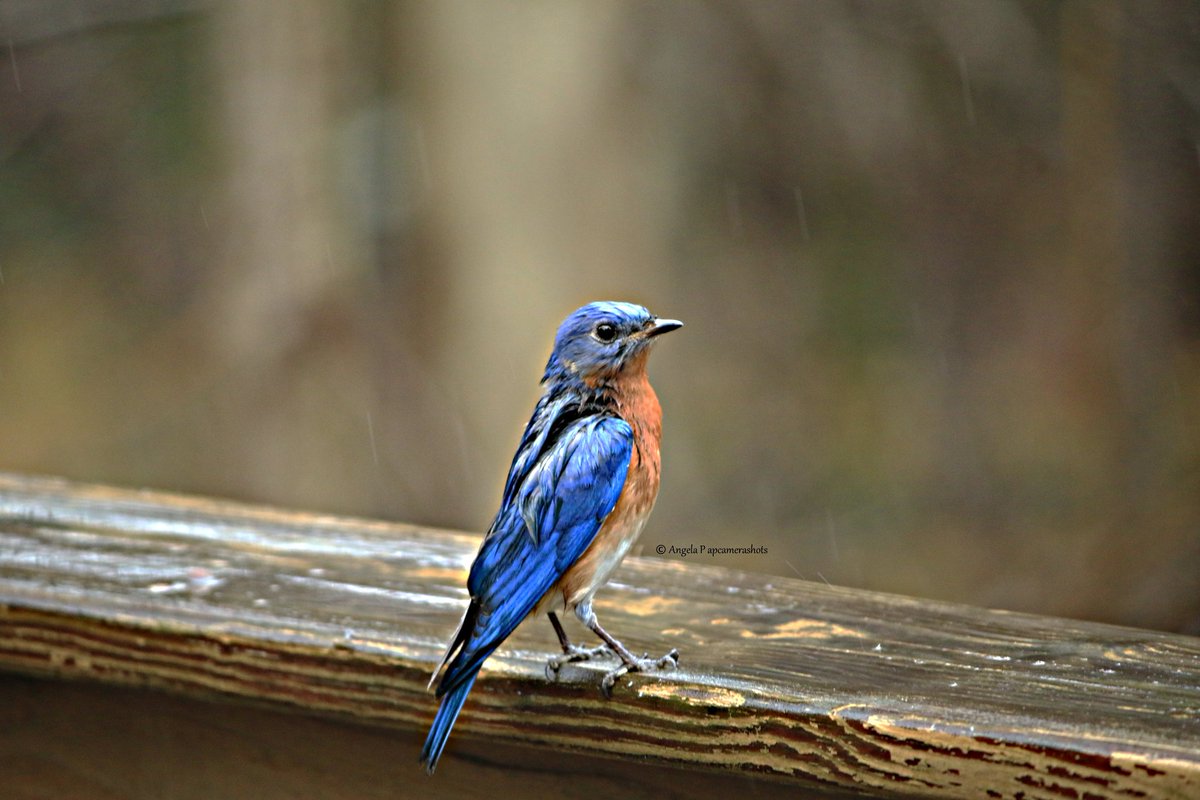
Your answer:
[545,643,614,680]
[600,648,680,697]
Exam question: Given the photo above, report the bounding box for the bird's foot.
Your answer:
[600,648,680,697]
[545,643,614,680]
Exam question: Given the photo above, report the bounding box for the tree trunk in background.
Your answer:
[1053,0,1200,630]
[1109,1,1200,630]
[199,1,376,508]
[205,0,354,365]
[403,3,673,523]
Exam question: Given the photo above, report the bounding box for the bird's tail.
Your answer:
[419,670,479,774]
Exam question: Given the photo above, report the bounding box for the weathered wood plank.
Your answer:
[0,472,1197,799]
[1,673,826,800]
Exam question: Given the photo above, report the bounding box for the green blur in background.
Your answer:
[0,1,1197,632]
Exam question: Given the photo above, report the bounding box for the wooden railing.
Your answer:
[0,472,1197,799]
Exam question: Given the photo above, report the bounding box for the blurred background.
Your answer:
[0,1,1197,633]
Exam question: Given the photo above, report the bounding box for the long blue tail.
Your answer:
[420,671,479,774]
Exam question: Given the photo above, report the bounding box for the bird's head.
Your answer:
[543,301,682,387]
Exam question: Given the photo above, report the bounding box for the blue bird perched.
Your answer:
[420,301,683,773]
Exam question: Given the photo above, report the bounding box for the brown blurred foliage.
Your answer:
[1,1,1197,632]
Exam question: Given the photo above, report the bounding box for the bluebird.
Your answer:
[420,301,682,773]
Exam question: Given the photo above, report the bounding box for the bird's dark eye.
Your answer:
[594,323,618,342]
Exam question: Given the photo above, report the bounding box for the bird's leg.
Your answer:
[575,602,679,697]
[548,611,573,652]
[545,611,612,679]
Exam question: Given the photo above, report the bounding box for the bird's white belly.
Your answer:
[581,515,646,601]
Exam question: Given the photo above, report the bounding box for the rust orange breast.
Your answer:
[543,366,664,611]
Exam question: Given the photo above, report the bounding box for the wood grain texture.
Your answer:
[0,472,1197,799]
[1,674,833,800]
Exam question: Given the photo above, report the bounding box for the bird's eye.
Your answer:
[594,323,618,342]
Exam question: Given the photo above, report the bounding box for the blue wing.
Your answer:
[433,413,633,697]
[495,393,571,523]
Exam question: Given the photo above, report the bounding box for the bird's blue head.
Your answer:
[543,301,682,386]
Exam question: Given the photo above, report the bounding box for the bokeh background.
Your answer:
[1,1,1197,633]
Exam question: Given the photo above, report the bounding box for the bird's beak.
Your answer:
[644,318,683,338]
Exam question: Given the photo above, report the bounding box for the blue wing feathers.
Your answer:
[438,415,632,700]
[423,413,631,771]
[496,394,570,515]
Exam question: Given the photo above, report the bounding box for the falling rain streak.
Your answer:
[724,182,743,237]
[794,187,810,242]
[826,509,840,562]
[7,39,19,92]
[366,411,380,466]
[958,53,976,127]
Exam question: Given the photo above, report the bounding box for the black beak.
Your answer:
[645,318,683,338]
